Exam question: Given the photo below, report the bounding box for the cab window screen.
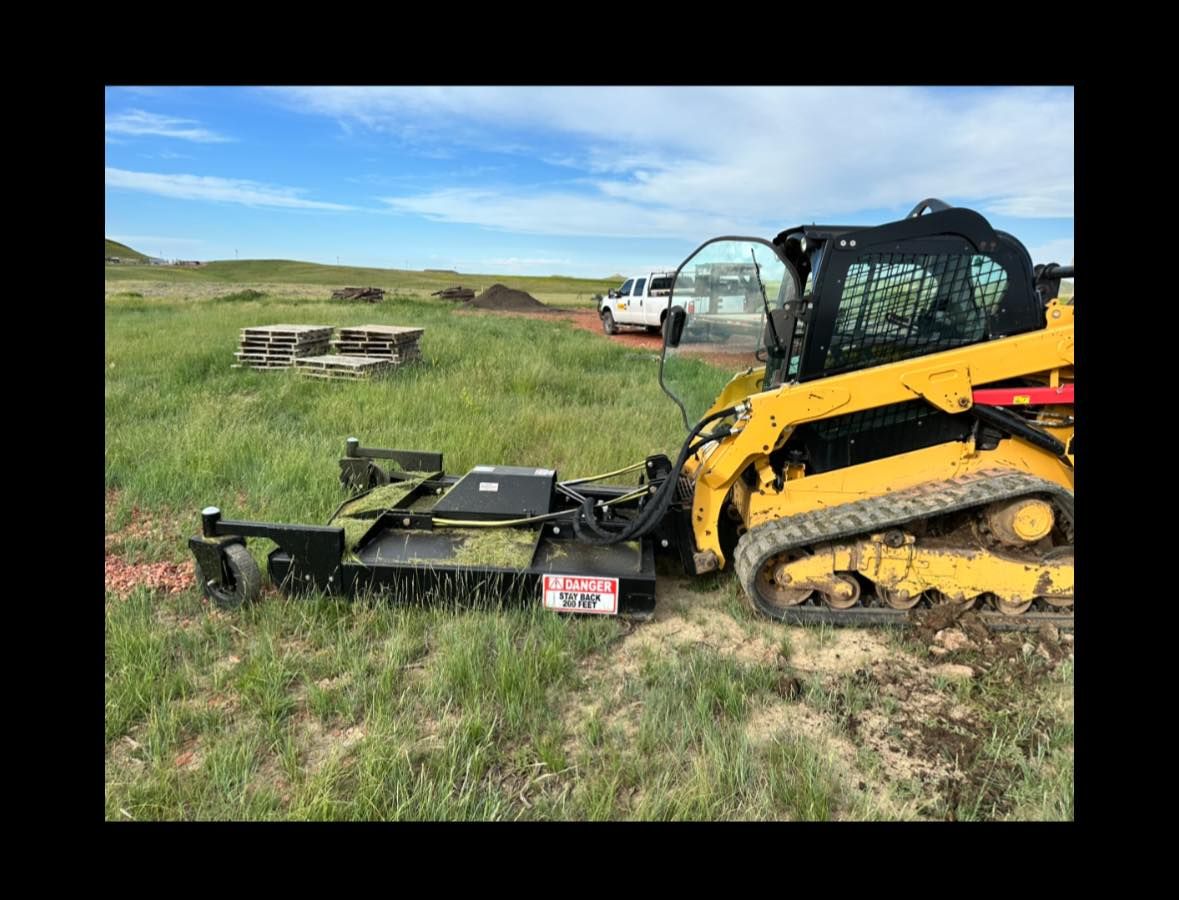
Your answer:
[633,278,647,296]
[823,252,1009,374]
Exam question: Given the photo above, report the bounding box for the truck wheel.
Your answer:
[194,543,262,609]
[601,309,618,335]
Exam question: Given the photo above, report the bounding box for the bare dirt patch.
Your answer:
[104,502,186,555]
[561,574,1069,819]
[563,308,665,350]
[299,717,367,772]
[790,630,905,675]
[742,699,931,819]
[108,731,148,776]
[315,673,352,692]
[173,737,205,771]
[212,653,243,677]
[105,501,195,596]
[105,555,194,596]
[603,578,779,679]
[562,578,773,750]
[908,609,1072,675]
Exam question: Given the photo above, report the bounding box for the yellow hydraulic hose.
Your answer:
[559,461,647,486]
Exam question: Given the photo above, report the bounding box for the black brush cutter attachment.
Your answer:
[188,438,688,617]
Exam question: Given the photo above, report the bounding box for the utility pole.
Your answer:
[235,249,238,260]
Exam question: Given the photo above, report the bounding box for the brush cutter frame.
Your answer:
[189,441,685,616]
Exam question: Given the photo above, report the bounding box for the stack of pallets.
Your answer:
[330,325,424,364]
[331,287,385,303]
[293,354,395,381]
[430,286,475,302]
[233,325,333,369]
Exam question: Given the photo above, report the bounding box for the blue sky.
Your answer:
[105,86,1074,277]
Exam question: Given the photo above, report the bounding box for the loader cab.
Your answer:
[771,205,1043,386]
[661,202,1046,467]
[769,203,1046,473]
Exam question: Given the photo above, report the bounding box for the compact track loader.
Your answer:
[190,199,1074,631]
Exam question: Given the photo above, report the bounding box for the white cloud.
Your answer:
[105,168,355,211]
[1026,238,1075,267]
[106,109,233,143]
[277,86,1073,237]
[985,185,1074,219]
[382,189,745,239]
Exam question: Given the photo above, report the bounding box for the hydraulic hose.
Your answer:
[560,461,647,487]
[421,406,739,539]
[571,404,740,545]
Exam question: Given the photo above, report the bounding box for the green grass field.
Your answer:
[104,255,614,308]
[105,261,1073,820]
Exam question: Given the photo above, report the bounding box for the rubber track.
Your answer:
[732,469,1074,631]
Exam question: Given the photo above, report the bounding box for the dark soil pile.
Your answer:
[469,283,552,311]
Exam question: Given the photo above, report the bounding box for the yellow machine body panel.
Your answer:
[686,301,1073,567]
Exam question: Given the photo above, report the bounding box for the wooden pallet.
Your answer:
[336,326,422,342]
[331,344,421,354]
[236,340,329,351]
[234,324,335,370]
[294,354,395,380]
[331,325,423,362]
[235,344,329,357]
[331,288,384,302]
[240,324,333,338]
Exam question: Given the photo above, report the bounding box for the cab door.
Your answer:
[614,278,635,322]
[630,276,648,325]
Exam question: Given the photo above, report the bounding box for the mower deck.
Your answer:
[270,528,656,616]
[191,440,669,617]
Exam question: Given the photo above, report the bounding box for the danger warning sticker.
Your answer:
[542,574,619,615]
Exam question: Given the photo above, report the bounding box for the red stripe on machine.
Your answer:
[972,385,1074,406]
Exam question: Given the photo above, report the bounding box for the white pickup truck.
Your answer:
[598,271,678,335]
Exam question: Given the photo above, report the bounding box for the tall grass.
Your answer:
[105,279,1072,821]
[105,292,686,546]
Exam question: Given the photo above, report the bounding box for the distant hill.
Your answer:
[105,239,148,262]
[103,256,618,297]
[606,273,625,281]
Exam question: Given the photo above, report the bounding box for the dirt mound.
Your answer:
[469,283,552,312]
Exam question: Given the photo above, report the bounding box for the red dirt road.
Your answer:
[456,306,665,351]
[560,308,665,351]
